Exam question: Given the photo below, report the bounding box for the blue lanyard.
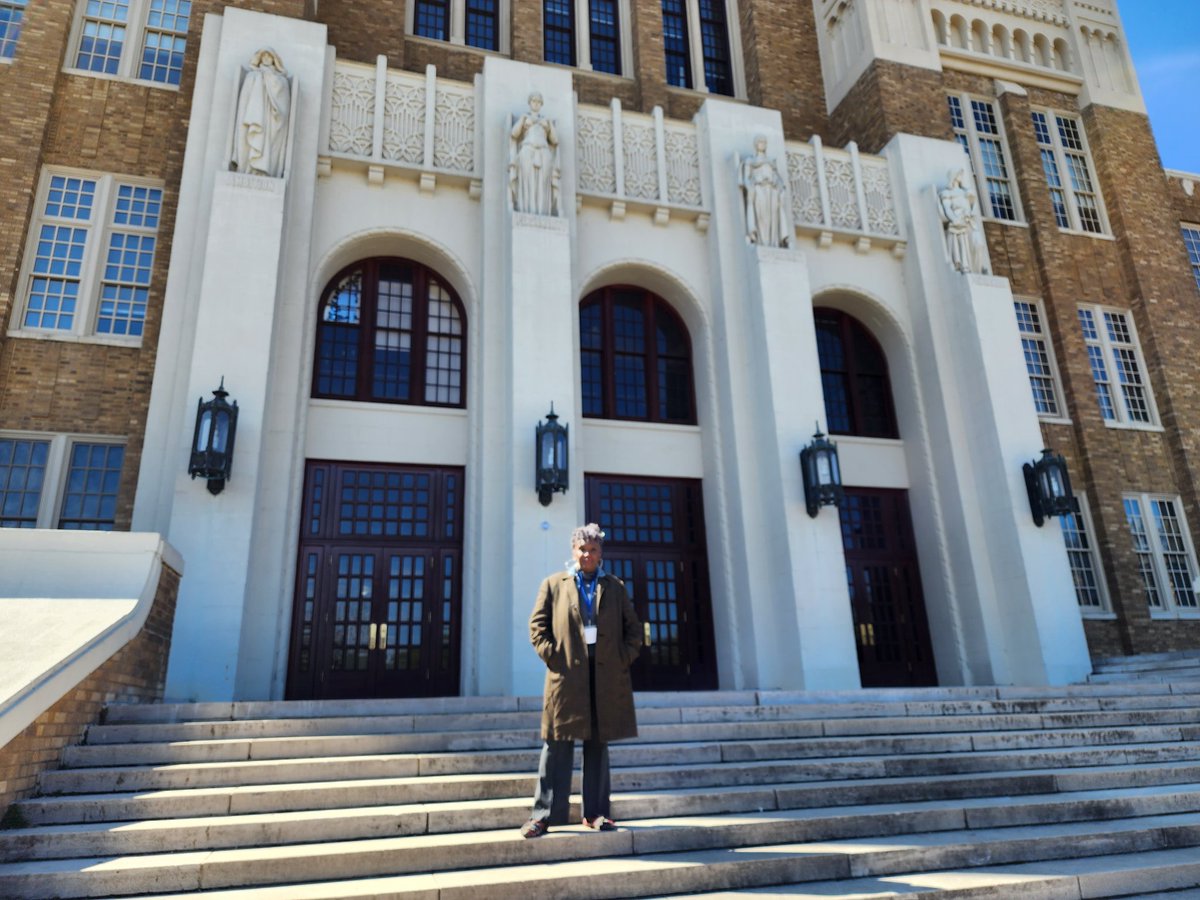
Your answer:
[576,571,598,621]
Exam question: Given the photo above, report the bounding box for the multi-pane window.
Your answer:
[1183,225,1200,295]
[580,286,695,424]
[1059,497,1109,613]
[814,309,899,439]
[313,258,466,407]
[410,0,506,52]
[660,0,738,96]
[1078,306,1157,427]
[946,94,1021,222]
[14,169,163,341]
[1123,494,1200,615]
[0,0,28,60]
[70,0,191,86]
[544,0,623,74]
[0,434,125,530]
[1032,110,1107,234]
[1013,299,1064,418]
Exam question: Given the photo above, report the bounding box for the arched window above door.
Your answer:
[313,258,465,407]
[814,307,898,439]
[580,286,695,424]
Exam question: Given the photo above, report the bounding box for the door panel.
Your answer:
[840,488,937,687]
[287,462,462,699]
[587,475,717,691]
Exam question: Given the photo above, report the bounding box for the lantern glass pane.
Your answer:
[196,409,212,453]
[212,410,230,453]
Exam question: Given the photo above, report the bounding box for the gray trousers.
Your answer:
[529,650,612,824]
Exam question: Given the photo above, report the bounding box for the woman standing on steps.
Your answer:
[520,523,643,838]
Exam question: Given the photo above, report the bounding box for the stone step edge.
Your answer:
[100,682,1200,724]
[83,704,1200,745]
[3,810,1200,898]
[6,777,1200,853]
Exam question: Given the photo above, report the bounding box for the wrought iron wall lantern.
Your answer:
[1023,448,1079,527]
[535,404,569,506]
[188,378,239,495]
[800,423,844,518]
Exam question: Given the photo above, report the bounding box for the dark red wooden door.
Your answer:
[839,488,937,687]
[287,462,463,699]
[586,475,718,691]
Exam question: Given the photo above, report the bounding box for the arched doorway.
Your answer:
[816,307,937,687]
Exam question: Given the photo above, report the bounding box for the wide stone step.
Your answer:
[3,809,1199,899]
[62,717,1200,771]
[87,699,1200,746]
[5,776,1200,861]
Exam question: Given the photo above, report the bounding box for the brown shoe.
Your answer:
[520,818,549,839]
[583,816,618,831]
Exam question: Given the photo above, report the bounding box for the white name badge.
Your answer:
[584,626,598,645]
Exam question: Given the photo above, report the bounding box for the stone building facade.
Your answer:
[1,0,1197,702]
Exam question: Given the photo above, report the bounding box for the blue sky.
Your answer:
[1120,0,1200,173]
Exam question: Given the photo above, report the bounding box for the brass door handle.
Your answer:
[379,623,388,650]
[643,622,652,646]
[369,623,378,650]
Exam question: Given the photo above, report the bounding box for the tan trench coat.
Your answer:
[529,570,642,742]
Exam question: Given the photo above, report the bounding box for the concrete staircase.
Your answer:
[3,679,1200,898]
[1090,650,1200,685]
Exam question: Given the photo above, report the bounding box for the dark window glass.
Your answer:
[0,437,49,528]
[414,0,449,40]
[465,0,498,50]
[313,258,466,408]
[814,308,898,439]
[697,0,732,95]
[661,0,691,88]
[545,0,575,65]
[580,286,695,424]
[589,0,620,74]
[59,443,124,530]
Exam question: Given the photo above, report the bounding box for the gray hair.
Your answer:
[570,523,605,547]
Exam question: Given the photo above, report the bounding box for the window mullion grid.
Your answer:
[358,260,380,402]
[643,294,661,422]
[1124,496,1164,609]
[684,0,707,94]
[70,173,113,337]
[1102,310,1155,426]
[601,291,617,419]
[412,267,431,405]
[1015,299,1062,418]
[1060,496,1109,612]
[138,0,189,85]
[1150,496,1199,611]
[1047,116,1081,232]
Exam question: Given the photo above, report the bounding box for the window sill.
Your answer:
[1056,227,1115,241]
[1149,610,1200,621]
[63,66,181,91]
[1079,611,1117,621]
[1101,420,1165,434]
[405,34,510,59]
[581,417,701,435]
[1037,416,1072,427]
[665,84,745,104]
[7,328,144,348]
[983,217,1028,228]
[559,63,634,83]
[308,397,468,417]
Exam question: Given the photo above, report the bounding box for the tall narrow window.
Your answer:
[660,0,736,95]
[580,286,695,424]
[0,0,29,60]
[814,308,898,439]
[544,0,575,65]
[59,443,125,530]
[414,0,450,39]
[1078,305,1157,427]
[697,0,731,96]
[1183,224,1200,295]
[0,437,49,528]
[70,0,190,86]
[589,0,620,74]
[1013,299,1064,418]
[313,258,466,408]
[661,0,691,88]
[1060,497,1109,613]
[465,0,498,50]
[947,94,1021,221]
[1124,494,1200,615]
[1032,110,1108,234]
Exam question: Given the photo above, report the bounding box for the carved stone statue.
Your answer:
[232,48,292,178]
[938,168,990,274]
[509,93,560,216]
[738,136,792,248]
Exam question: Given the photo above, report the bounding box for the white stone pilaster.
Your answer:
[133,9,328,701]
[884,132,1091,686]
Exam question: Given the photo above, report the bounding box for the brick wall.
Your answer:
[0,564,181,821]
